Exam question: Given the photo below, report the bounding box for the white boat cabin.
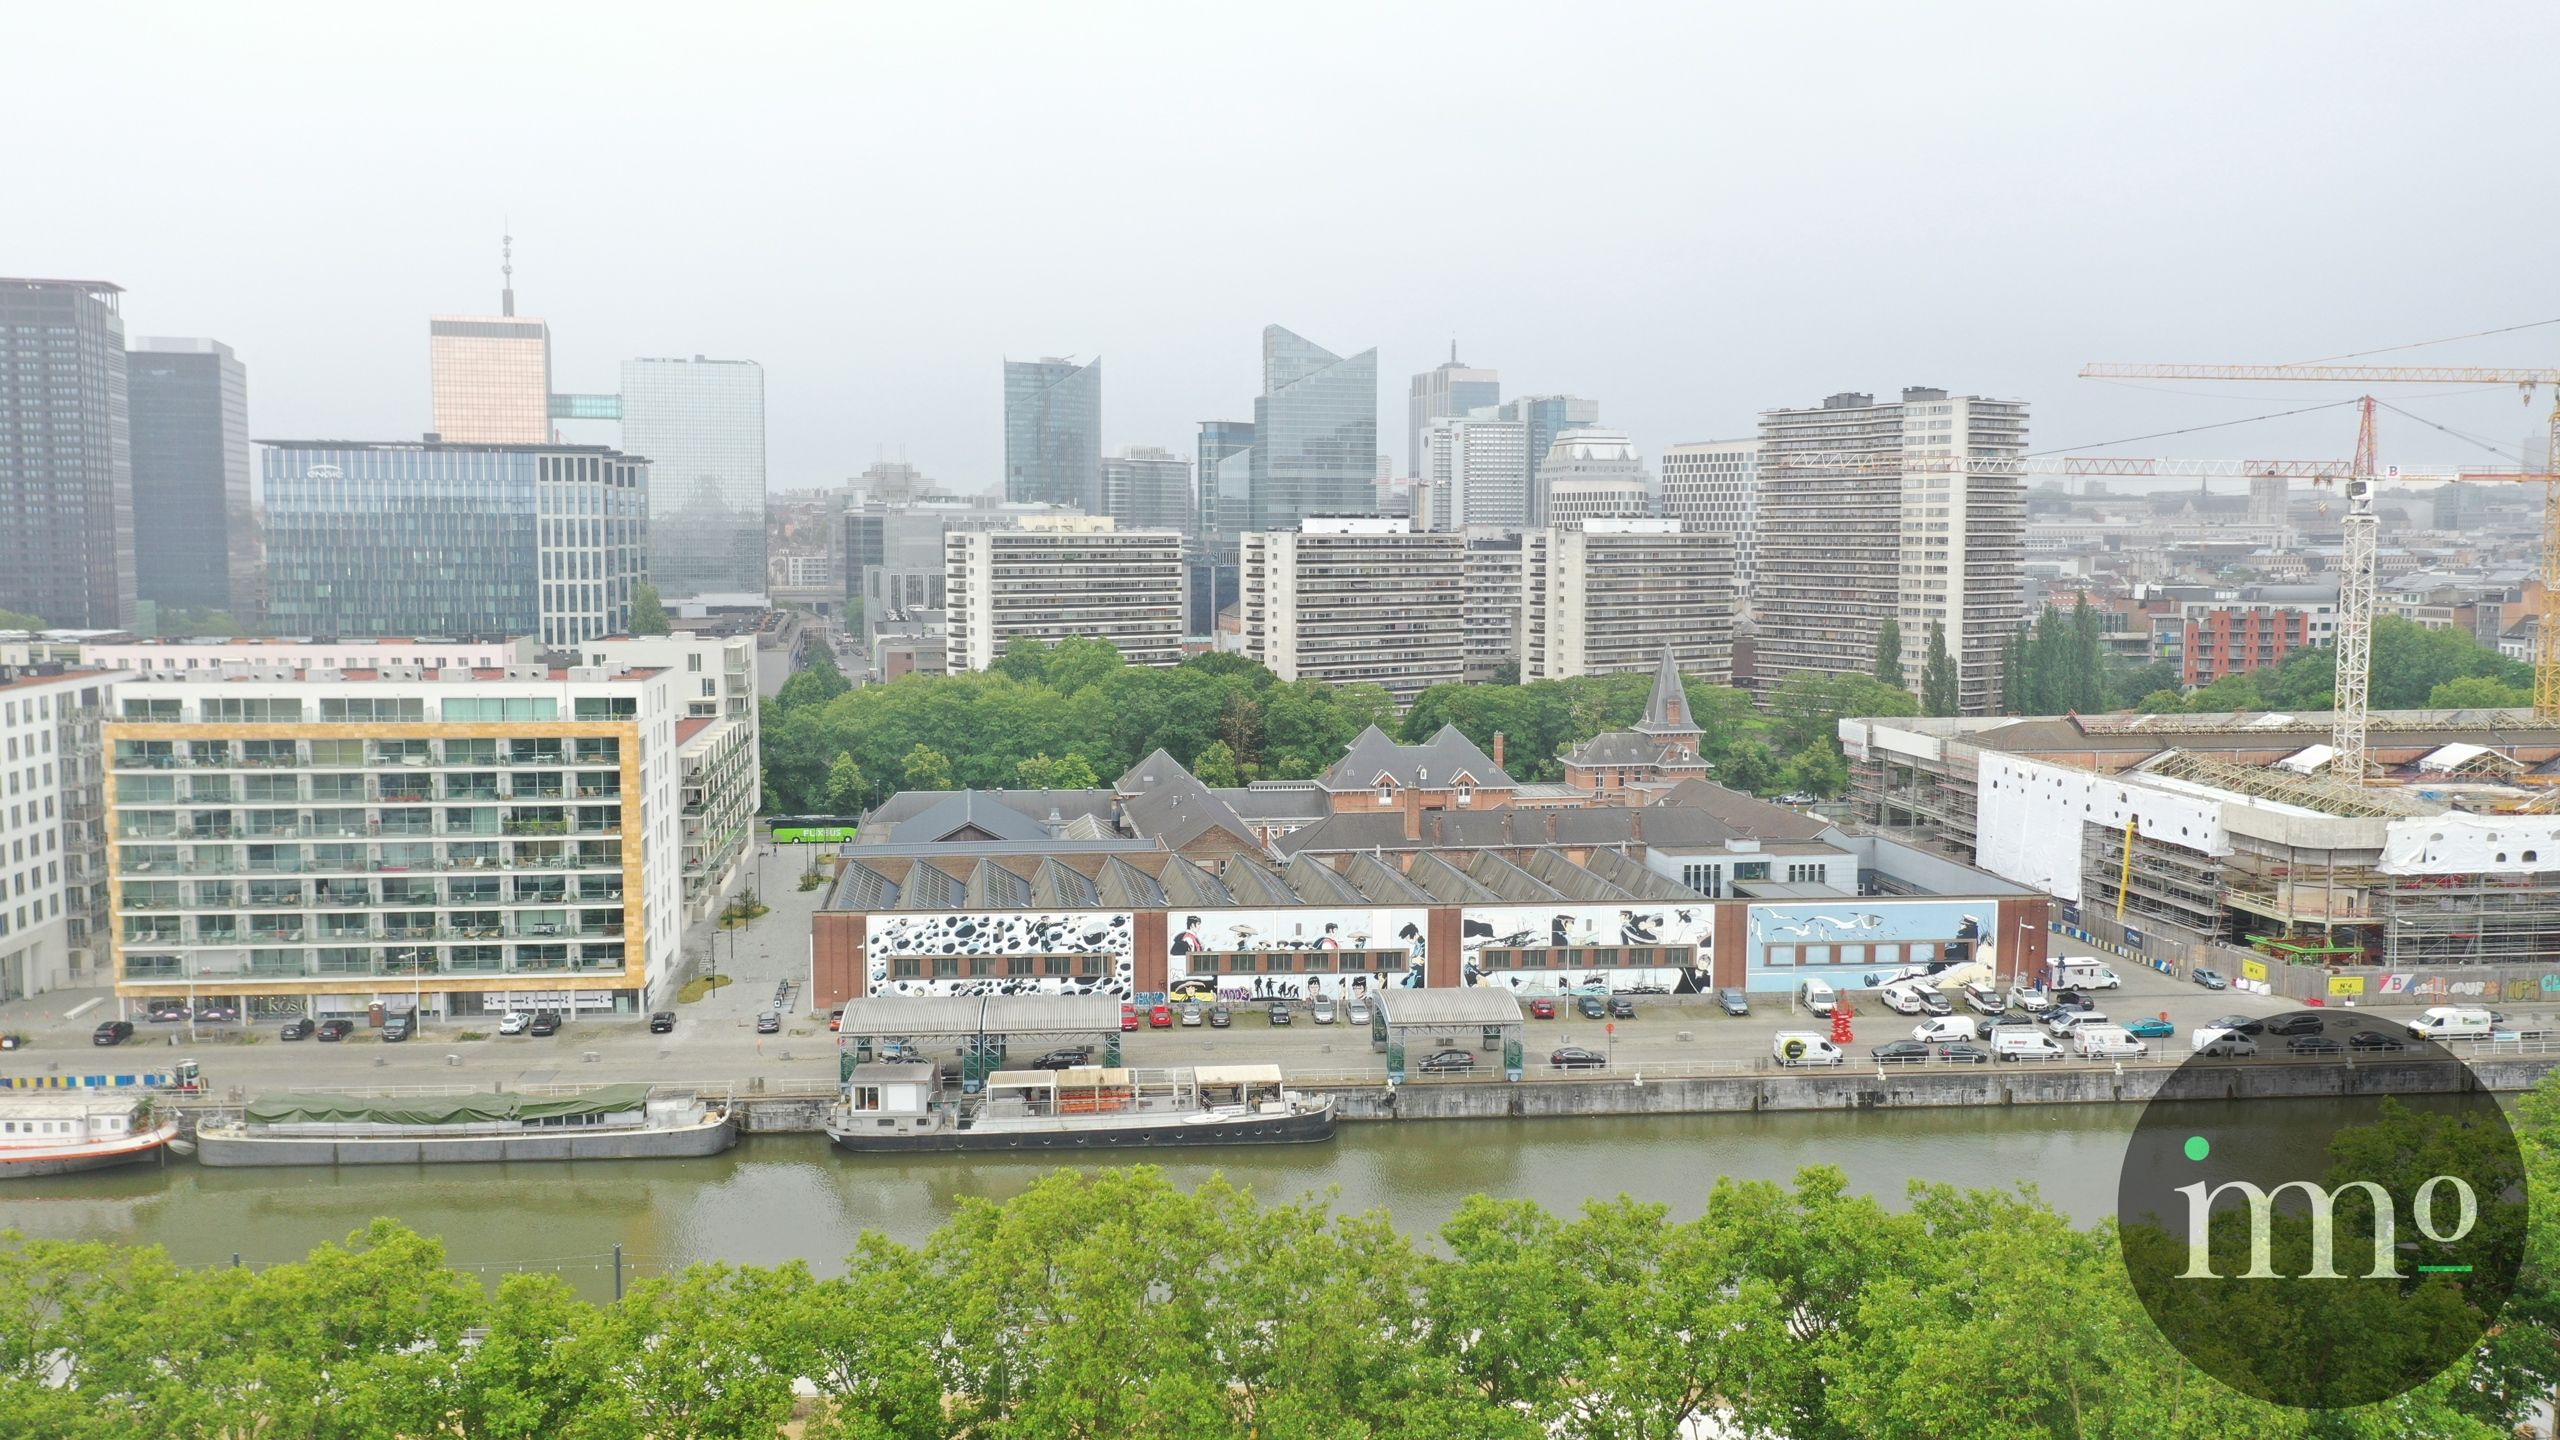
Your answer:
[0,1095,151,1150]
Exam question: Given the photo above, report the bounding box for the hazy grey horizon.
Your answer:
[11,2,2556,494]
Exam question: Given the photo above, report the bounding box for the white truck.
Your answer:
[2072,1023,2147,1059]
[1912,1015,1978,1044]
[2407,1007,2495,1041]
[1772,1032,1847,1067]
[1991,1027,2066,1062]
[2046,957,2123,991]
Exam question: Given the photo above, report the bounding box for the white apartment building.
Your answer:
[1756,388,2025,713]
[0,666,126,1000]
[1240,518,1465,708]
[1461,535,1525,681]
[87,638,531,674]
[1539,429,1655,530]
[943,519,1187,670]
[1415,416,1530,532]
[1521,519,1734,683]
[577,634,761,922]
[104,660,690,1020]
[1660,439,1763,608]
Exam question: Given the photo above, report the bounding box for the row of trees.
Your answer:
[760,639,1914,814]
[2136,615,2534,714]
[6,1070,2556,1439]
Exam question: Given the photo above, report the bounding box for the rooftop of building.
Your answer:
[0,664,124,696]
[1319,725,1516,791]
[119,662,666,686]
[255,438,637,456]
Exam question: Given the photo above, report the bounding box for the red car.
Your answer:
[1148,1005,1174,1029]
[1120,1004,1139,1032]
[1529,998,1558,1019]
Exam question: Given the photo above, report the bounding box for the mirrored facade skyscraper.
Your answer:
[1003,357,1102,512]
[621,356,767,600]
[1250,326,1376,534]
[128,338,257,620]
[0,278,134,629]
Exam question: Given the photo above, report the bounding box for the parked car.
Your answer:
[877,1039,929,1063]
[1033,1046,1093,1070]
[92,1020,133,1046]
[497,1011,530,1035]
[317,1019,355,1041]
[1934,1042,1993,1064]
[1716,988,1751,1017]
[2012,987,2053,1013]
[1148,1005,1174,1029]
[1311,997,1337,1025]
[381,1012,414,1042]
[527,1012,562,1037]
[1419,1048,1476,1075]
[1121,1004,1139,1032]
[1549,1046,1607,1070]
[2205,1014,2267,1036]
[1577,995,1607,1019]
[2192,968,2229,990]
[648,1011,676,1034]
[2347,1028,2407,1052]
[1961,983,2006,1016]
[1346,998,1371,1025]
[827,1008,845,1032]
[1529,997,1558,1019]
[279,1017,315,1041]
[1268,1003,1293,1026]
[2125,1016,2176,1039]
[1983,1008,2039,1032]
[2288,1034,2346,1055]
[2263,1012,2325,1037]
[1871,1040,1935,1065]
[2051,990,2096,1012]
[755,1011,782,1035]
[1606,996,1636,1020]
[1180,1004,1204,1028]
[1208,1004,1232,1029]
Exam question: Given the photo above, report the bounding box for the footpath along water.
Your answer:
[0,1098,2374,1301]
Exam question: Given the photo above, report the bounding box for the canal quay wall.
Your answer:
[681,1054,2560,1132]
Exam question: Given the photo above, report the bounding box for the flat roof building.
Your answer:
[1240,518,1464,708]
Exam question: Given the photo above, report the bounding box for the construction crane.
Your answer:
[2083,358,2560,752]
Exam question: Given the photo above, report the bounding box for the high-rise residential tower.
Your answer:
[1003,357,1103,512]
[1415,414,1530,531]
[128,338,257,620]
[1755,387,2026,713]
[1240,518,1465,708]
[1659,438,1763,607]
[0,278,134,629]
[1249,327,1377,535]
[1521,519,1733,682]
[944,520,1186,670]
[1102,446,1195,533]
[1406,348,1499,475]
[621,356,768,600]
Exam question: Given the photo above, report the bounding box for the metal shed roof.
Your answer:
[1519,847,1635,901]
[1343,851,1434,904]
[1283,853,1369,905]
[979,994,1123,1036]
[1405,850,1501,903]
[834,995,983,1038]
[1453,849,1565,902]
[1376,990,1524,1027]
[1221,857,1303,906]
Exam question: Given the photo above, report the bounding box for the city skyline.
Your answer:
[10,6,2553,495]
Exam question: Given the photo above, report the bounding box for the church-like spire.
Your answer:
[1633,645,1697,738]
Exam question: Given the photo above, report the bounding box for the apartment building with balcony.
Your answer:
[1756,389,2025,713]
[943,519,1186,670]
[1461,534,1524,680]
[0,665,128,1000]
[1520,519,1733,683]
[1239,518,1465,708]
[577,634,759,921]
[2179,583,2338,686]
[103,660,687,1021]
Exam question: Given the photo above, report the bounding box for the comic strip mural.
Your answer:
[867,911,1136,999]
[1741,900,1998,990]
[1456,903,1717,994]
[1165,908,1428,1002]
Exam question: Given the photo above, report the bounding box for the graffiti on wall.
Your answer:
[867,911,1135,999]
[1743,900,1998,988]
[1457,903,1717,994]
[1165,907,1427,1002]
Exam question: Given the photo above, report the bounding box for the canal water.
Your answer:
[3,1103,2341,1299]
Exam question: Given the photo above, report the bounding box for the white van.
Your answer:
[2407,1007,2494,1041]
[1879,981,1930,1015]
[1795,979,1837,1016]
[2049,958,2123,991]
[2045,1009,2107,1038]
[2073,1023,2147,1059]
[1992,1028,2066,1063]
[1961,982,2006,1016]
[1772,1031,1846,1067]
[2192,1027,2258,1058]
[1911,1015,1977,1044]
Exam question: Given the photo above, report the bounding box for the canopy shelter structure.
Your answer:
[1370,989,1525,1083]
[834,994,1125,1088]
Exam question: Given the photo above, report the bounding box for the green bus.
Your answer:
[769,816,859,844]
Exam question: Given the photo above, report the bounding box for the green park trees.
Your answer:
[627,583,671,637]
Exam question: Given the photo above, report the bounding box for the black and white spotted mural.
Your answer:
[1165,906,1428,1002]
[1458,903,1717,994]
[867,911,1136,999]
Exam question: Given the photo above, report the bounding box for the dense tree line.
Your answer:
[759,641,1915,814]
[5,1069,2556,1439]
[2134,615,2533,715]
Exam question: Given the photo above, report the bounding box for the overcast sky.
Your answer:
[11,2,2557,492]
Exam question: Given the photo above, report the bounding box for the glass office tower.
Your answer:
[0,278,134,629]
[128,338,257,618]
[1250,327,1377,534]
[261,440,648,643]
[1003,357,1103,512]
[620,357,767,599]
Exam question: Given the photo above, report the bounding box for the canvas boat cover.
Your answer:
[243,1085,653,1127]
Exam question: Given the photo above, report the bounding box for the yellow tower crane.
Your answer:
[2081,361,2560,719]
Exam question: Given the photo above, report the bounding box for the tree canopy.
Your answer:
[627,583,671,636]
[2139,616,2529,715]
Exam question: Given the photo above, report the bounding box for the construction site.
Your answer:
[1842,345,2560,987]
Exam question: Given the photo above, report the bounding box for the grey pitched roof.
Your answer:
[1649,779,1832,842]
[1634,645,1700,737]
[1320,724,1516,790]
[1217,783,1330,821]
[889,791,1056,845]
[1221,857,1303,906]
[830,858,901,910]
[1564,732,1676,767]
[864,787,1116,840]
[1282,853,1369,905]
[1405,850,1500,903]
[1578,845,1711,900]
[895,861,967,910]
[965,858,1033,909]
[1094,855,1168,908]
[1114,749,1260,851]
[1156,855,1237,908]
[1270,812,1411,855]
[1520,846,1636,901]
[1030,857,1099,908]
[1343,851,1434,904]
[1452,849,1564,903]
